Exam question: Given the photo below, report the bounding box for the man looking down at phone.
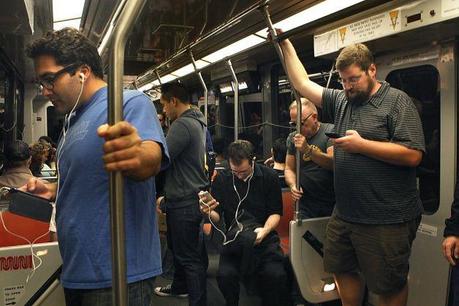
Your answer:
[284,98,335,219]
[279,32,425,306]
[154,82,209,306]
[25,28,168,305]
[200,140,290,306]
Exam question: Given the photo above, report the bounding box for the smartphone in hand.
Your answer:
[198,191,215,205]
[325,132,342,139]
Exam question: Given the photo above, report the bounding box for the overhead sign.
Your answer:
[314,9,401,56]
[442,0,459,17]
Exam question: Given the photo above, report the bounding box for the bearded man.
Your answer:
[279,37,425,306]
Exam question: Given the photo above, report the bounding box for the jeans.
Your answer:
[167,203,207,306]
[64,276,155,306]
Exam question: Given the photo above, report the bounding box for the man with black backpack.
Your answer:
[155,82,209,306]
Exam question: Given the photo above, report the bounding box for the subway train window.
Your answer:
[386,65,440,214]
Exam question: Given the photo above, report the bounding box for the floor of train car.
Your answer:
[152,231,343,306]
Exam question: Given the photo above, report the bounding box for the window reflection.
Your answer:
[386,65,440,214]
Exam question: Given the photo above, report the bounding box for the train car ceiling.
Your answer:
[131,0,391,90]
[0,0,34,34]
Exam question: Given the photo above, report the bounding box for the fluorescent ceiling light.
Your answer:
[195,59,210,70]
[220,84,233,94]
[53,0,85,30]
[220,81,248,93]
[160,74,177,84]
[98,24,114,54]
[54,19,81,31]
[171,64,195,77]
[202,35,264,63]
[256,0,365,37]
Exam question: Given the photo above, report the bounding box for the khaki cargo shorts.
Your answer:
[324,214,420,295]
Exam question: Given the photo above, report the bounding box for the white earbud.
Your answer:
[79,73,85,83]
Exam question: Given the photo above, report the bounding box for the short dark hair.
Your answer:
[160,82,190,103]
[336,43,374,72]
[227,140,255,165]
[5,140,30,168]
[272,138,287,163]
[26,27,104,79]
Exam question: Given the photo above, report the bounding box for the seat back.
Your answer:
[278,189,294,254]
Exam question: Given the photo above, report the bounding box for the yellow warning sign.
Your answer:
[314,9,402,56]
[339,27,347,44]
[389,10,399,30]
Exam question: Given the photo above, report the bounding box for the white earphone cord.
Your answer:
[202,162,255,245]
[55,76,84,207]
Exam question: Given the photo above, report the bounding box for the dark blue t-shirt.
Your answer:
[56,87,169,289]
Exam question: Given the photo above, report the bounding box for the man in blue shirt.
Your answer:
[25,28,169,306]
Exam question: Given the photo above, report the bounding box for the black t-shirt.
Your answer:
[211,164,283,231]
[287,123,335,218]
[274,168,288,189]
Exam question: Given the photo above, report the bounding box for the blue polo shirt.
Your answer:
[56,87,169,289]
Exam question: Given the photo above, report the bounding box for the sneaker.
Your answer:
[154,284,188,298]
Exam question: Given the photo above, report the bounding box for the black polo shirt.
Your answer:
[322,81,425,224]
[211,164,283,231]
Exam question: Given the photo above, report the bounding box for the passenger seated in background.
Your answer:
[284,98,335,218]
[200,140,290,306]
[38,135,57,170]
[29,142,53,177]
[271,138,288,189]
[0,140,34,188]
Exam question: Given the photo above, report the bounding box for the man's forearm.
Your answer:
[45,182,58,201]
[263,214,281,233]
[360,139,422,167]
[208,211,220,223]
[284,168,297,189]
[311,148,333,170]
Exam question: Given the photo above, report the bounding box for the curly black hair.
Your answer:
[26,27,104,79]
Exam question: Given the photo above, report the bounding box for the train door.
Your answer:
[377,43,456,306]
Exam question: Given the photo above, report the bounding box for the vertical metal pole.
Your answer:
[261,5,303,223]
[227,59,239,141]
[154,70,162,85]
[108,0,146,305]
[190,51,208,125]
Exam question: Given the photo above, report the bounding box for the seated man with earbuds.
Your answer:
[200,140,290,306]
[25,28,169,305]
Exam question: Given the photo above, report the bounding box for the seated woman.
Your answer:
[30,142,54,177]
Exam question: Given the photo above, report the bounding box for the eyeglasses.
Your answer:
[289,112,313,128]
[36,63,79,90]
[338,74,363,86]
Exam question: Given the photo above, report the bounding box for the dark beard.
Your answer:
[345,80,375,105]
[345,90,371,104]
